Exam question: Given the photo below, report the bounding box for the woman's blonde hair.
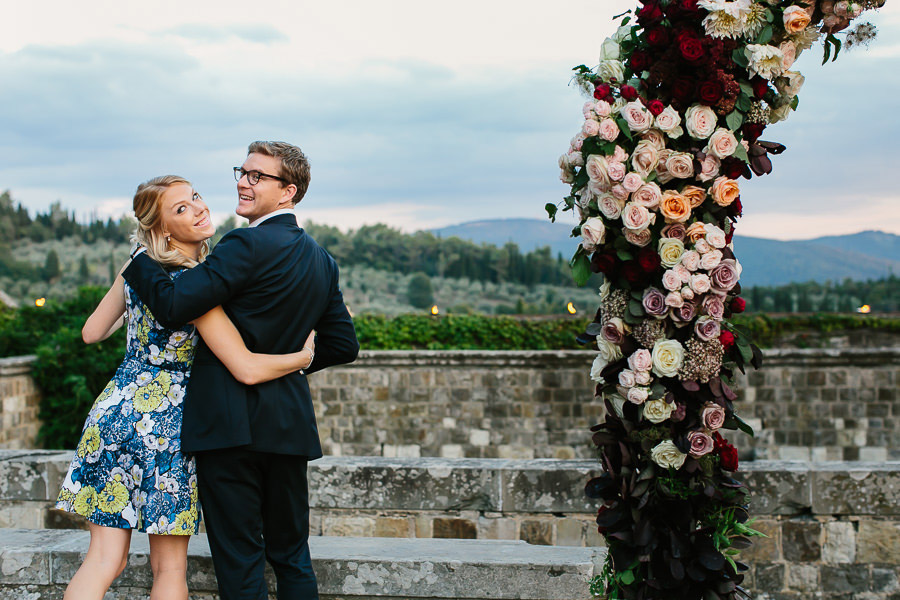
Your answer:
[132,175,209,268]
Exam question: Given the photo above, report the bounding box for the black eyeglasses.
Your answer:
[233,167,288,186]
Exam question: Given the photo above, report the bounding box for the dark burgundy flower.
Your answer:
[679,37,705,62]
[593,83,611,100]
[722,157,747,179]
[620,85,639,101]
[742,123,765,143]
[725,224,736,244]
[731,297,746,313]
[671,77,695,104]
[698,80,724,105]
[647,99,665,116]
[646,26,669,47]
[637,247,662,272]
[638,1,664,25]
[681,0,700,13]
[751,76,769,99]
[621,260,646,285]
[728,197,743,219]
[591,252,618,275]
[630,50,652,72]
[718,330,735,349]
[714,433,739,471]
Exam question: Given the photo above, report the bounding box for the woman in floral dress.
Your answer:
[56,175,317,600]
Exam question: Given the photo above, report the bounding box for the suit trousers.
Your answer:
[195,447,318,600]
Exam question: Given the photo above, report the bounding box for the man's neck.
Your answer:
[248,207,295,227]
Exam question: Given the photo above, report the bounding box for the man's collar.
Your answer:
[249,208,296,228]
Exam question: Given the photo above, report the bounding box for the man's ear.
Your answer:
[281,184,298,207]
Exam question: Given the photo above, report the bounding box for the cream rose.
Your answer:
[641,128,667,150]
[620,101,653,133]
[626,386,650,405]
[684,104,718,140]
[699,249,723,270]
[775,70,805,97]
[585,154,612,191]
[599,118,620,142]
[591,338,623,382]
[631,140,660,177]
[651,339,685,378]
[705,224,727,248]
[681,250,701,272]
[658,238,686,268]
[666,152,695,179]
[644,398,675,424]
[711,176,740,207]
[618,369,636,388]
[597,59,625,84]
[581,217,607,252]
[783,5,812,33]
[651,440,687,469]
[659,191,692,224]
[622,202,654,231]
[633,182,662,210]
[654,106,684,138]
[706,128,738,159]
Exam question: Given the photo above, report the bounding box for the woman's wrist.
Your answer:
[303,346,315,370]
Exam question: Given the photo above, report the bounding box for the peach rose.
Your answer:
[780,40,797,70]
[624,227,653,247]
[685,222,707,244]
[665,291,684,308]
[612,184,630,201]
[689,273,711,294]
[700,249,723,270]
[711,176,740,207]
[599,118,620,142]
[682,186,707,209]
[674,263,691,283]
[654,106,684,138]
[581,217,606,252]
[631,140,659,177]
[666,152,695,179]
[633,182,662,210]
[662,269,682,291]
[694,238,712,254]
[783,5,811,34]
[681,286,695,301]
[684,104,718,140]
[659,191,692,223]
[705,224,727,249]
[706,128,738,160]
[613,145,629,163]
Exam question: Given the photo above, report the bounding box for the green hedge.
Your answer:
[2,286,897,448]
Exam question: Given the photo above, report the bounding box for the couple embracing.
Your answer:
[55,140,359,599]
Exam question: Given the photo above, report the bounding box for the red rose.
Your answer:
[671,77,695,104]
[646,26,669,47]
[751,77,769,99]
[591,252,617,274]
[637,247,662,273]
[681,0,700,12]
[630,50,652,72]
[620,85,639,101]
[718,330,735,349]
[638,1,664,24]
[678,35,705,62]
[621,260,646,285]
[731,297,746,313]
[647,99,665,116]
[593,83,611,100]
[742,123,765,143]
[713,433,739,471]
[698,80,724,105]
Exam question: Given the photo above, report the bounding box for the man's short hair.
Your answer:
[247,140,311,205]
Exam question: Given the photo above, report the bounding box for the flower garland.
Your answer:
[552,1,882,598]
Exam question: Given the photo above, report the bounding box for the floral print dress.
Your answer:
[56,271,200,535]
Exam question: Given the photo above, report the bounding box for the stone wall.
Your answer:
[0,357,41,450]
[3,347,898,461]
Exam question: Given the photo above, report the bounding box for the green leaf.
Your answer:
[616,118,634,141]
[822,38,832,65]
[572,64,591,74]
[732,143,749,163]
[828,33,842,62]
[628,300,645,317]
[617,249,633,262]
[570,252,592,287]
[619,570,635,585]
[545,203,558,222]
[737,342,753,363]
[650,382,666,399]
[764,7,775,22]
[563,195,576,210]
[732,47,749,68]
[755,25,773,45]
[725,110,744,131]
[739,82,754,97]
[790,95,800,110]
[736,93,752,112]
[621,16,631,26]
[624,310,642,325]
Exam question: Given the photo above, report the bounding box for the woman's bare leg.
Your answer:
[148,534,191,600]
[63,523,131,600]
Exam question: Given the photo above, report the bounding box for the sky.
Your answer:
[1,1,898,240]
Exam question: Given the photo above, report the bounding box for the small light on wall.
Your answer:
[566,302,577,314]
[857,304,871,314]
[34,298,46,307]
[431,305,439,315]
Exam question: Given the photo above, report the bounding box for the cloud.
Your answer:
[164,23,288,45]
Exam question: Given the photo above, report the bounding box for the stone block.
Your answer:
[872,567,900,593]
[501,460,597,514]
[374,517,410,538]
[821,564,871,594]
[742,461,811,515]
[555,518,585,547]
[740,518,781,562]
[322,516,376,537]
[520,520,553,546]
[469,430,490,447]
[858,520,900,564]
[476,515,518,541]
[782,520,821,562]
[812,464,900,516]
[786,564,819,591]
[822,521,856,564]
[433,518,477,539]
[755,562,786,592]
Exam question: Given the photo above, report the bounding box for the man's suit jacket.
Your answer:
[122,214,359,457]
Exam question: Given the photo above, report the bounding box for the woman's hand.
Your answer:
[303,330,316,370]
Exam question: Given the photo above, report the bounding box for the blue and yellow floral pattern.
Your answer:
[56,271,200,535]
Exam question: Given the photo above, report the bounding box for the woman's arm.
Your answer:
[82,267,128,344]
[193,306,315,386]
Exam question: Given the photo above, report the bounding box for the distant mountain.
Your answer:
[432,219,899,287]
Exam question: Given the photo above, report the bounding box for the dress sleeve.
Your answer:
[122,230,255,329]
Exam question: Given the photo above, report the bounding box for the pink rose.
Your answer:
[595,100,612,117]
[570,135,584,152]
[624,228,652,247]
[611,184,630,201]
[666,152,695,179]
[706,128,738,159]
[566,151,584,168]
[674,263,691,283]
[705,224,727,249]
[699,249,723,271]
[601,318,626,345]
[665,291,684,308]
[694,239,712,254]
[688,430,715,457]
[623,172,644,193]
[620,101,653,133]
[607,161,626,182]
[700,401,726,430]
[671,402,687,422]
[681,250,701,271]
[613,145,629,163]
[583,119,601,137]
[581,217,606,252]
[681,286,695,301]
[660,223,686,241]
[673,302,697,322]
[634,370,652,386]
[702,294,726,320]
[642,287,668,317]
[627,386,650,405]
[628,349,652,372]
[631,140,660,177]
[599,118,620,142]
[641,128,667,150]
[585,155,611,190]
[598,193,624,219]
[698,154,721,182]
[709,259,740,292]
[583,101,596,119]
[689,273,711,294]
[622,202,654,231]
[780,41,797,70]
[662,269,682,291]
[618,369,637,387]
[684,104,718,140]
[632,182,662,210]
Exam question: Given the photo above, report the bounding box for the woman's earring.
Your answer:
[165,235,171,244]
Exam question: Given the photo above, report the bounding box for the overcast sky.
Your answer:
[1,1,897,240]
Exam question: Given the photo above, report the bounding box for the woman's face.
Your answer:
[159,183,215,243]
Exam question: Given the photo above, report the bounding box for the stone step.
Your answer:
[0,528,602,600]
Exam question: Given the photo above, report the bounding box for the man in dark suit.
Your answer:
[123,141,359,599]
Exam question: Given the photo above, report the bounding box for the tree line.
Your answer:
[745,276,899,313]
